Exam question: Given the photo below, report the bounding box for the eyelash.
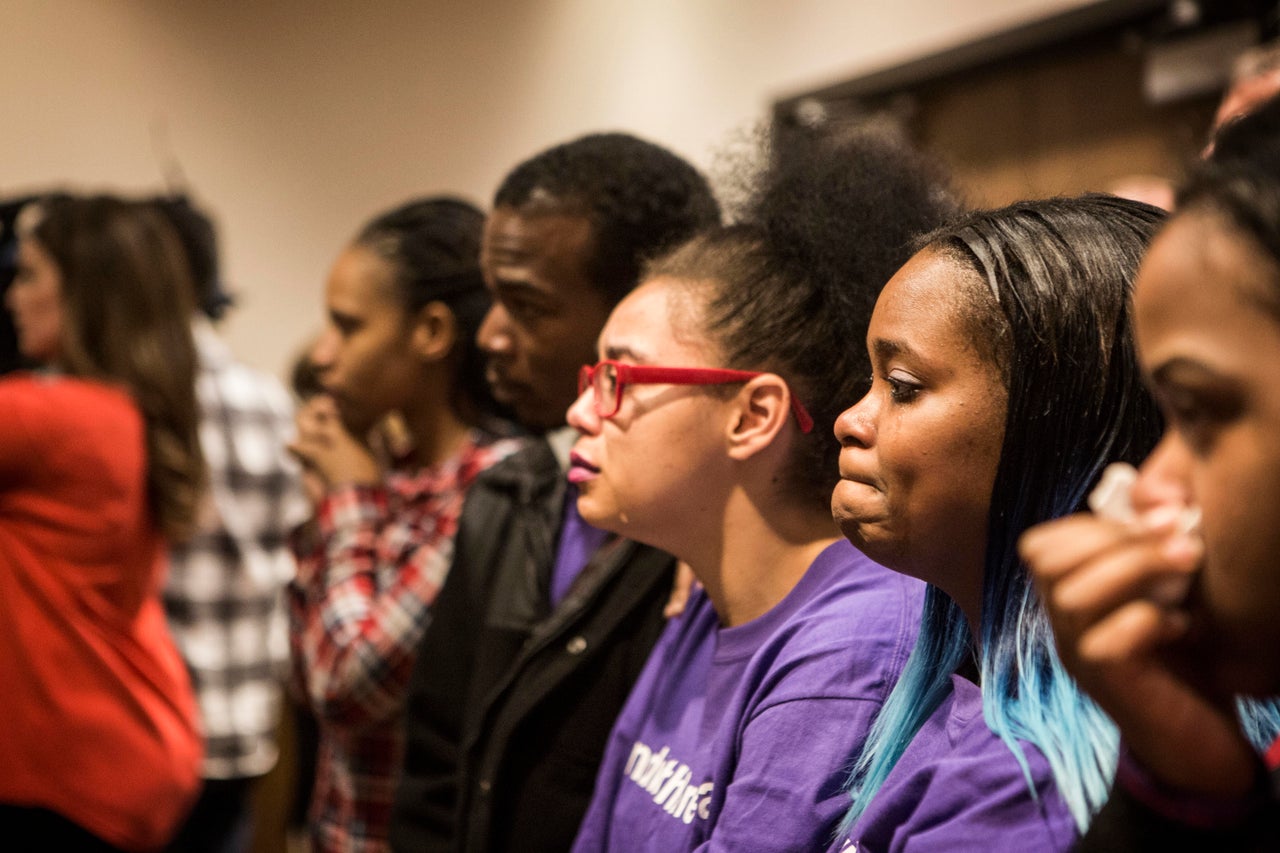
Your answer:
[1161,388,1238,453]
[501,296,548,324]
[884,373,922,403]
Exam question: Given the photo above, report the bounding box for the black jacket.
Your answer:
[390,438,676,853]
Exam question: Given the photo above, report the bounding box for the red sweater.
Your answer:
[0,375,202,851]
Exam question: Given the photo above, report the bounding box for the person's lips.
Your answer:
[837,459,880,489]
[568,450,600,484]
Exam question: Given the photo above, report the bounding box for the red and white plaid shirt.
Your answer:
[288,430,521,853]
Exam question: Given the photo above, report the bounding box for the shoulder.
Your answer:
[853,677,1076,851]
[806,540,926,613]
[454,436,553,514]
[0,373,138,430]
[887,677,1043,790]
[658,587,720,646]
[463,431,525,471]
[455,437,563,521]
[752,542,924,693]
[474,436,557,482]
[0,376,143,485]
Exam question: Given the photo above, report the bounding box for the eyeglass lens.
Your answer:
[595,362,620,417]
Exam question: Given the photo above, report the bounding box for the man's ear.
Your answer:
[726,374,790,461]
[412,300,458,362]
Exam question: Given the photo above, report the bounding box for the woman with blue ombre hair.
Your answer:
[831,194,1280,851]
[830,195,1163,851]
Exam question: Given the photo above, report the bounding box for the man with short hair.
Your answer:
[390,133,719,853]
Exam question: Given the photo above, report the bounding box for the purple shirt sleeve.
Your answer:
[841,677,1077,853]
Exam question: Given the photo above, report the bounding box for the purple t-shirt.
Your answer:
[550,484,610,606]
[571,539,924,853]
[830,674,1078,852]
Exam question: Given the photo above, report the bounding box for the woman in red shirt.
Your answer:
[0,195,205,851]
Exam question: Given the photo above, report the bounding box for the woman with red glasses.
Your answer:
[566,129,957,853]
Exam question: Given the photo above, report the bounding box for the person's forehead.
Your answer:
[483,206,600,298]
[484,207,593,261]
[1138,211,1280,334]
[326,245,397,304]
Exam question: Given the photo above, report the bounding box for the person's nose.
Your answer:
[1131,431,1195,515]
[834,390,877,449]
[477,302,513,356]
[566,381,602,436]
[310,326,340,375]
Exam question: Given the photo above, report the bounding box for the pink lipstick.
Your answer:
[568,450,600,484]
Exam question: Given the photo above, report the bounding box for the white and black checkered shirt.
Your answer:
[164,319,309,780]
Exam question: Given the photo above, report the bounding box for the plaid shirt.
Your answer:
[289,430,522,853]
[164,319,309,780]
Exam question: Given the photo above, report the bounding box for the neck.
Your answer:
[683,488,841,628]
[399,381,475,469]
[946,582,983,658]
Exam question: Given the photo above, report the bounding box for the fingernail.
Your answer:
[1139,504,1184,532]
[1177,506,1202,535]
[1162,532,1203,567]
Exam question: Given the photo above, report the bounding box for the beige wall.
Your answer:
[4,0,1093,376]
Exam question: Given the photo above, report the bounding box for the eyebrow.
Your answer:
[602,343,645,362]
[490,277,556,300]
[1149,356,1217,386]
[328,307,360,325]
[871,338,911,362]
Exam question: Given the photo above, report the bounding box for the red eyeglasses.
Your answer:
[577,359,814,433]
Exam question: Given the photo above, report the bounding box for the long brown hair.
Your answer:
[22,195,205,542]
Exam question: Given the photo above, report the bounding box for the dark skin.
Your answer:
[476,207,614,432]
[477,204,697,611]
[291,243,470,492]
[1021,212,1280,799]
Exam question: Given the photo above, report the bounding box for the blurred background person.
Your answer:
[1209,38,1280,148]
[150,194,309,853]
[0,194,205,851]
[288,197,521,853]
[0,196,43,375]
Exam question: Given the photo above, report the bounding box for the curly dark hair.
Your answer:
[494,132,721,305]
[647,125,960,509]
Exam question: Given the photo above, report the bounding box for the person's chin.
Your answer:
[831,480,882,524]
[517,401,572,433]
[576,492,623,534]
[487,376,518,406]
[487,383,553,431]
[831,492,891,559]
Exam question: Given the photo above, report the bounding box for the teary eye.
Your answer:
[885,371,923,403]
